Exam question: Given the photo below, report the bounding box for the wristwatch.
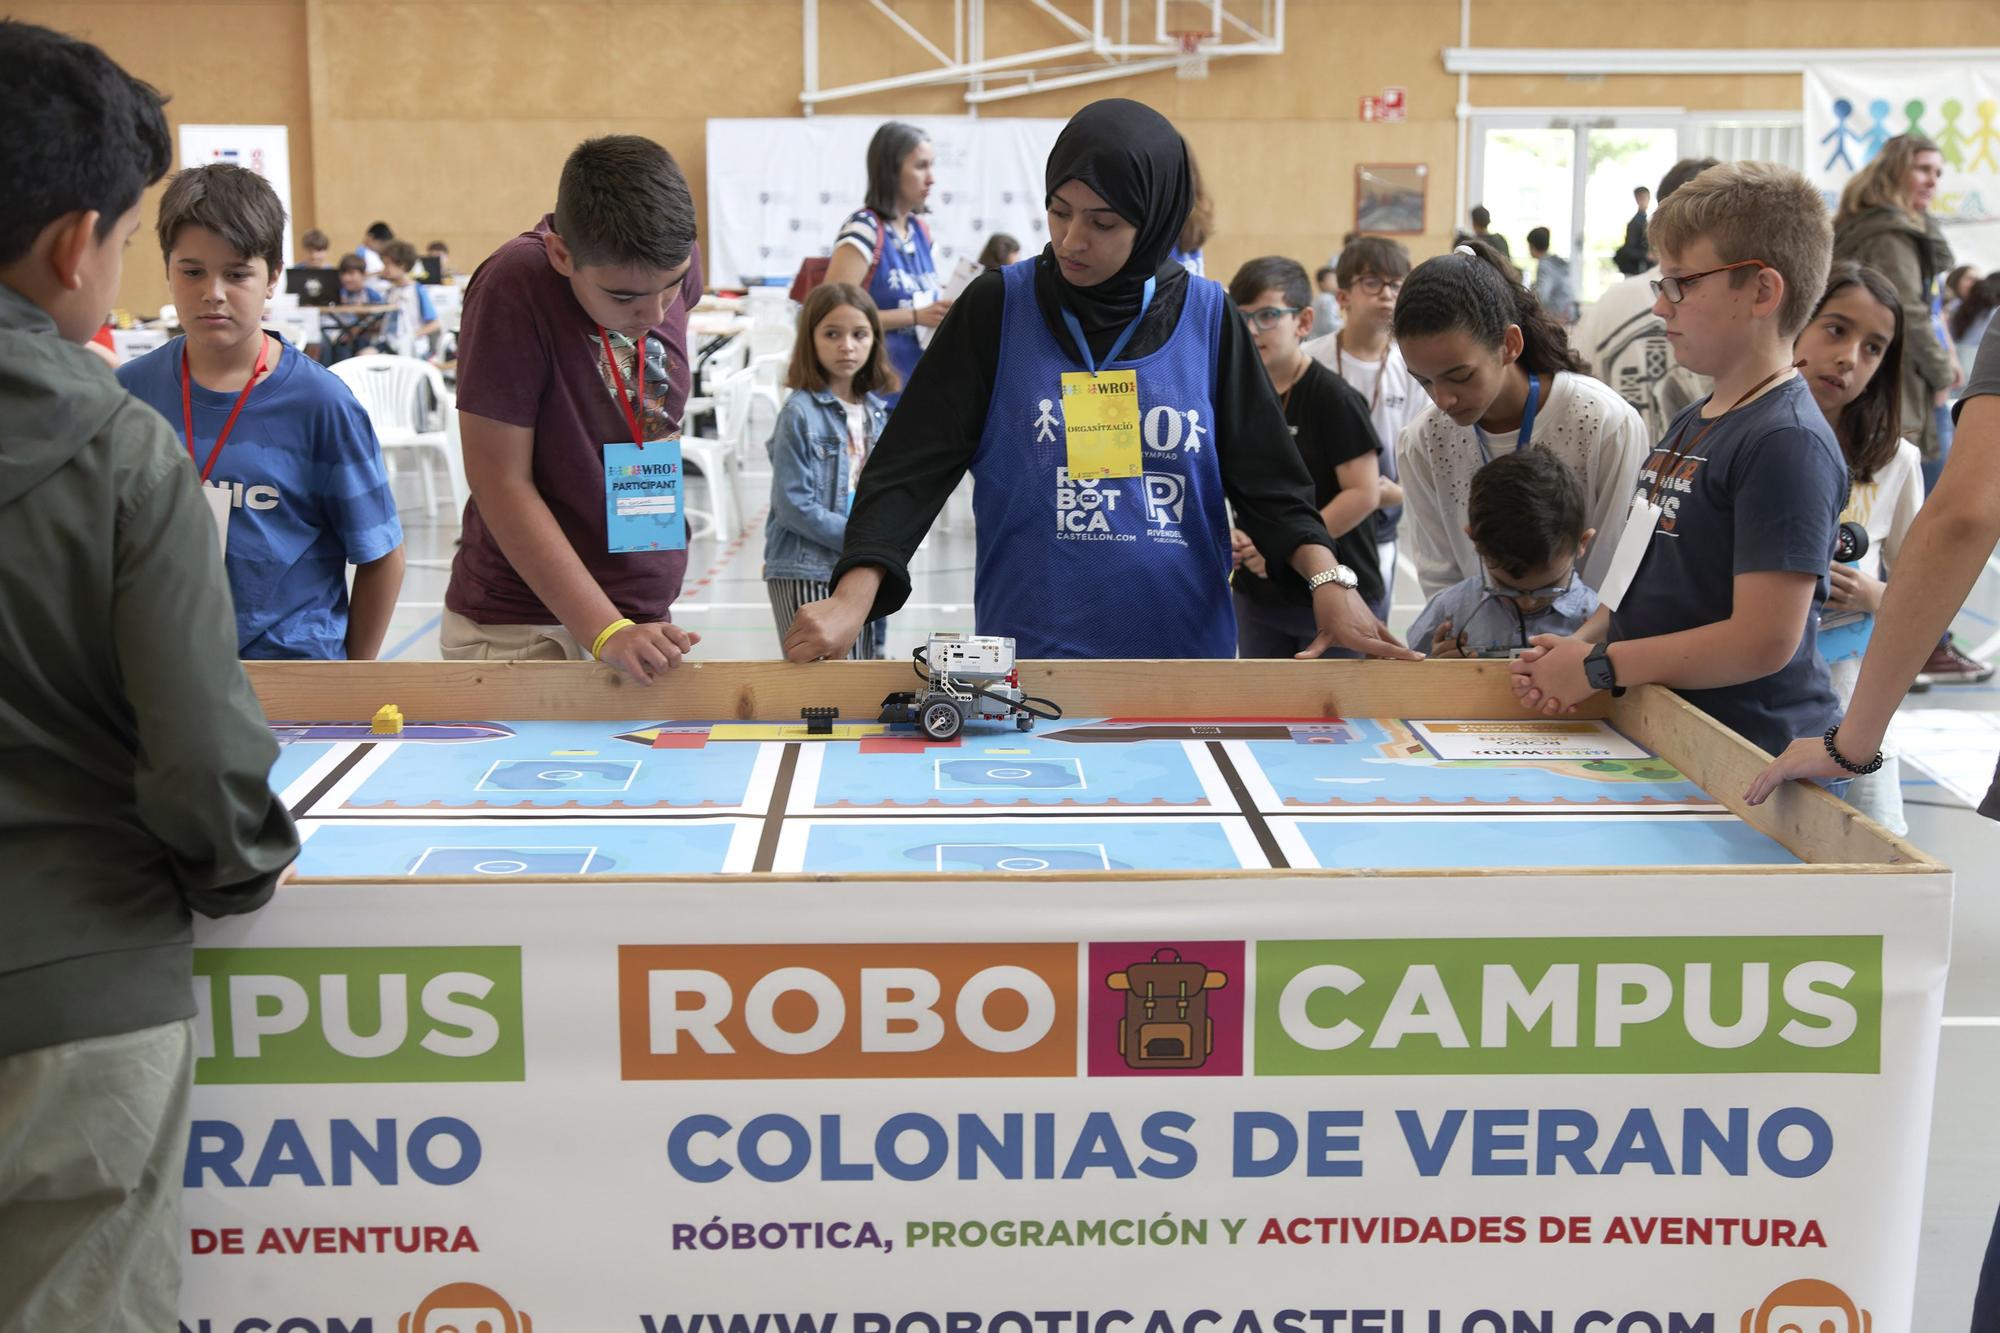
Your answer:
[1583,642,1625,697]
[1306,564,1359,593]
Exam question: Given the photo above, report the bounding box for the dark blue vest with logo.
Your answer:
[969,260,1234,658]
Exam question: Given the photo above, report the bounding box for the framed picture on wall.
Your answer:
[1355,163,1427,234]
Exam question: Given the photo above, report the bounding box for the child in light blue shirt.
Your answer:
[1409,447,1598,658]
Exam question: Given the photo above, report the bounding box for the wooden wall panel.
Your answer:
[8,0,313,317]
[1467,2,2000,120]
[16,0,2000,323]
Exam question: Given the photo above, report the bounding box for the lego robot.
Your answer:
[878,633,1061,741]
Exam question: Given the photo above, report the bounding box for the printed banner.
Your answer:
[179,870,1949,1332]
[1803,64,2000,268]
[704,117,1063,286]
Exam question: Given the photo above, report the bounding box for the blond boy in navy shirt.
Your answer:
[1512,162,1846,759]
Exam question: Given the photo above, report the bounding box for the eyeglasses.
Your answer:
[1479,567,1577,605]
[1240,305,1302,331]
[1454,572,1577,656]
[1649,259,1770,305]
[1349,275,1403,297]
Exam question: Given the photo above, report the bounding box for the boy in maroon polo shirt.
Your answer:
[444,135,705,683]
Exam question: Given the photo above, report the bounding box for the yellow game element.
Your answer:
[985,748,1031,755]
[707,722,892,742]
[370,704,403,736]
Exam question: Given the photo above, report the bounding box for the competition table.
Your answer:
[184,660,1950,1331]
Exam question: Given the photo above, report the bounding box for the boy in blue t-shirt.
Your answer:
[117,163,405,659]
[1512,162,1847,758]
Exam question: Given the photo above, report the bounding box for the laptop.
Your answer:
[415,256,446,285]
[286,266,340,307]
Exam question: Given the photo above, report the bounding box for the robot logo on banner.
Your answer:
[1740,1278,1870,1333]
[399,1281,531,1333]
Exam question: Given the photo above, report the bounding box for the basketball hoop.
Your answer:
[1169,29,1213,80]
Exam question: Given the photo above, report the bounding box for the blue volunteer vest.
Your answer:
[969,260,1235,658]
[863,212,939,406]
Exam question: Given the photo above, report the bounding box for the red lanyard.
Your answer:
[180,335,269,482]
[599,327,647,448]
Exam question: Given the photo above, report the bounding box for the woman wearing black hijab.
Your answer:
[782,99,1416,662]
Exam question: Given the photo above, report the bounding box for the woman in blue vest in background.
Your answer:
[782,98,1417,664]
[823,121,947,408]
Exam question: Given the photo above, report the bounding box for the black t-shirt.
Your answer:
[1609,374,1848,757]
[1231,358,1385,609]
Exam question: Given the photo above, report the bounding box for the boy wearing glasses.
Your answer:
[1409,448,1597,658]
[1305,236,1421,619]
[1511,163,1847,763]
[1227,256,1384,657]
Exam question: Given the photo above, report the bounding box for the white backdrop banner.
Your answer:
[177,124,296,269]
[1803,64,2000,269]
[175,870,1949,1331]
[705,117,1063,285]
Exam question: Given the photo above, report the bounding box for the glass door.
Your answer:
[1470,114,1682,306]
[1580,126,1681,301]
[1476,127,1573,270]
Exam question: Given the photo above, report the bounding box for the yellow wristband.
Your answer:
[590,618,636,661]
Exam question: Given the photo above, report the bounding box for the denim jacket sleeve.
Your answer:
[767,396,848,552]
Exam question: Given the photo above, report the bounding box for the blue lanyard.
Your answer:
[1474,370,1540,464]
[1058,276,1155,375]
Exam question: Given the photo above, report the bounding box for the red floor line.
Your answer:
[688,504,768,596]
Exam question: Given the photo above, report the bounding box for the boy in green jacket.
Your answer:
[0,21,299,1328]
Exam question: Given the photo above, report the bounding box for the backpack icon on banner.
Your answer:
[1104,947,1228,1070]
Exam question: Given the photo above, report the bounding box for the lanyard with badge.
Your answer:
[1595,360,1801,610]
[598,327,686,553]
[1056,276,1154,480]
[180,335,270,558]
[1473,371,1539,465]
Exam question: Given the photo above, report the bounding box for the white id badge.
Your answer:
[201,483,231,559]
[1595,494,1662,611]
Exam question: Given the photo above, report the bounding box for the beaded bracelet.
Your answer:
[1822,724,1885,776]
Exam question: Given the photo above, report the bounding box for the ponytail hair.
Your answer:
[1392,238,1585,376]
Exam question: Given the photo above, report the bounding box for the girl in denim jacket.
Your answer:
[765,283,899,657]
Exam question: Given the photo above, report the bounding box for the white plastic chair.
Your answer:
[681,366,757,541]
[329,355,465,520]
[698,334,750,394]
[747,352,791,438]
